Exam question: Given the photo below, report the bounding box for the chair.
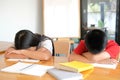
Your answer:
[53,40,71,57]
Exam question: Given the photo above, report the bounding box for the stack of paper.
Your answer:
[47,68,83,80]
[7,59,40,63]
[1,62,54,76]
[91,63,118,69]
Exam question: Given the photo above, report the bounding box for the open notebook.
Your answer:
[1,62,54,76]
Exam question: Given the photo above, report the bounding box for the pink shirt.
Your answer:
[73,40,119,59]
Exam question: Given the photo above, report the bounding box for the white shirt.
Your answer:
[38,40,53,54]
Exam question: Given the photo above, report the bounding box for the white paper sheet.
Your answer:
[7,59,40,63]
[91,63,118,69]
[1,62,54,76]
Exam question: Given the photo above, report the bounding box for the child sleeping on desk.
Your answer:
[4,29,54,61]
[69,29,119,64]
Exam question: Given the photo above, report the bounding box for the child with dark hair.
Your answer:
[5,29,54,60]
[69,29,119,64]
[85,29,108,54]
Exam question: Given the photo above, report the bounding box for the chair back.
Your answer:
[53,41,71,57]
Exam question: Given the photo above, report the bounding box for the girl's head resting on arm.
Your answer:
[14,30,40,49]
[85,29,108,54]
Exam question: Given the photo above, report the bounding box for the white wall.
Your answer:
[0,0,43,42]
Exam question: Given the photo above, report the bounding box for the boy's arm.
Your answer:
[69,51,118,64]
[82,51,111,62]
[83,51,118,64]
[68,52,92,63]
[97,58,118,64]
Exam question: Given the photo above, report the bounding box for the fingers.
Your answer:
[109,59,118,64]
[98,59,118,64]
[5,50,21,55]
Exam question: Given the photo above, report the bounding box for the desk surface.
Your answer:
[0,53,120,80]
[0,41,13,52]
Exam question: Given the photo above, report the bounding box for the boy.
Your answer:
[69,29,119,64]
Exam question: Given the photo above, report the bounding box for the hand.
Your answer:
[5,47,15,54]
[12,50,25,54]
[7,50,25,55]
[82,51,111,62]
[98,59,118,64]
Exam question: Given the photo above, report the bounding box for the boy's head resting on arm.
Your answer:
[85,29,108,54]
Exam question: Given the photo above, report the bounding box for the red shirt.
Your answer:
[73,40,119,59]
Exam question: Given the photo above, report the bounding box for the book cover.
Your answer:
[1,62,54,76]
[47,68,83,80]
[59,61,94,72]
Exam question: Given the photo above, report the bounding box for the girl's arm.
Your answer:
[4,47,28,59]
[6,47,52,60]
[22,47,52,60]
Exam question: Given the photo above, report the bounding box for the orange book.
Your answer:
[57,61,94,72]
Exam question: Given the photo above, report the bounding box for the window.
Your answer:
[87,0,117,40]
[43,0,80,38]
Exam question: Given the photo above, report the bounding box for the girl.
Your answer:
[5,29,54,60]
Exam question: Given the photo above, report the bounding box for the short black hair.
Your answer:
[85,29,108,54]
